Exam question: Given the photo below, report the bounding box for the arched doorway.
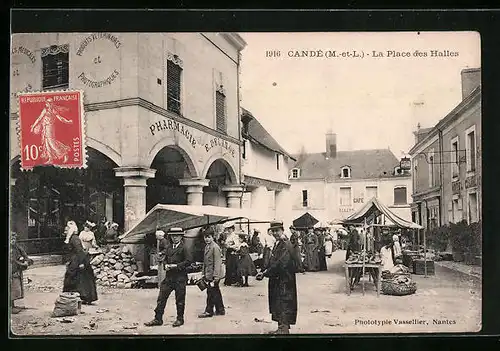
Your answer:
[147,146,194,211]
[10,148,123,255]
[203,159,237,207]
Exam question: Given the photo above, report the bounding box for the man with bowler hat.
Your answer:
[145,227,192,327]
[256,220,298,334]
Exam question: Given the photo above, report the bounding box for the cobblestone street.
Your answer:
[10,250,481,335]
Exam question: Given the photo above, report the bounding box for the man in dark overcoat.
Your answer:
[145,227,192,328]
[256,220,298,335]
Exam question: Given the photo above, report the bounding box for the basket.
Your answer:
[381,280,417,296]
[195,278,208,291]
[381,271,411,280]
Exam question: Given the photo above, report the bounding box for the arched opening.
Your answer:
[203,159,236,207]
[10,148,123,255]
[147,146,194,211]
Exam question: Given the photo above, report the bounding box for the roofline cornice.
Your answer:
[220,33,247,51]
[408,86,481,155]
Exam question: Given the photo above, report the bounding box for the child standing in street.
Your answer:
[198,230,225,318]
[236,231,257,287]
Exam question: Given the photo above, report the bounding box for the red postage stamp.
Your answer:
[18,90,86,170]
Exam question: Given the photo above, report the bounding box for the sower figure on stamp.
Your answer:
[256,220,299,335]
[145,227,192,328]
[198,229,225,318]
[30,97,73,164]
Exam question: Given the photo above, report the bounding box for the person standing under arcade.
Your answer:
[145,227,192,328]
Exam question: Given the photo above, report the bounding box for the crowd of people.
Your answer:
[145,220,301,334]
[10,217,340,334]
[10,218,124,313]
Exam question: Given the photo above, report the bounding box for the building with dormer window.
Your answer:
[240,108,295,231]
[288,132,412,224]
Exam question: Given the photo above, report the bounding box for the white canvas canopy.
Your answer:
[119,204,272,244]
[343,197,423,230]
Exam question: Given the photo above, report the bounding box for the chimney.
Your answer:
[460,68,481,100]
[325,132,337,159]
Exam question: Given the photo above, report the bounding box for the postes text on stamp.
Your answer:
[18,90,86,170]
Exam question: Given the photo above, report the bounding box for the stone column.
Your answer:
[221,184,245,209]
[115,167,157,232]
[114,167,156,272]
[179,178,210,206]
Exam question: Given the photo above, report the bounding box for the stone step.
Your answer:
[29,254,64,268]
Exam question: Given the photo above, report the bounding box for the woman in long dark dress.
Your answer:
[316,229,328,271]
[62,221,98,305]
[237,233,257,287]
[303,228,320,272]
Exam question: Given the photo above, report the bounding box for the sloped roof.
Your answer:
[342,197,423,229]
[291,149,404,181]
[241,108,295,160]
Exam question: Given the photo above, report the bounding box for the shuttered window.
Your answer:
[42,44,69,90]
[167,60,182,115]
[216,90,227,133]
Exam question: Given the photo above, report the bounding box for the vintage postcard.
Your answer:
[9,30,481,336]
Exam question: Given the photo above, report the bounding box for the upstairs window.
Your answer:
[42,44,69,90]
[341,166,351,179]
[339,187,352,206]
[215,86,227,133]
[302,190,308,207]
[290,168,300,179]
[466,126,477,172]
[451,137,459,179]
[167,54,183,115]
[242,139,247,160]
[276,154,280,170]
[394,186,407,205]
[428,149,435,187]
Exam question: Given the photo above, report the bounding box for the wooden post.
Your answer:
[423,227,428,278]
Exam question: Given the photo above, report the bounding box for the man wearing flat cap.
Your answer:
[145,227,192,328]
[256,220,299,334]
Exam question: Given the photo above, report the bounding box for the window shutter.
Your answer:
[215,90,226,133]
[167,58,182,114]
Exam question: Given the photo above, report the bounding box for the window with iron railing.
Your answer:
[42,44,69,90]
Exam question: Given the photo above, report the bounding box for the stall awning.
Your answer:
[120,204,272,244]
[342,197,423,229]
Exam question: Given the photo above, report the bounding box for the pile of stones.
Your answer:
[90,245,139,289]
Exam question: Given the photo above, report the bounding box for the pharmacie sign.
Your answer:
[149,117,236,158]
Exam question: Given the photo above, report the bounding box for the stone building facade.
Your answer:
[240,108,294,232]
[409,68,481,230]
[10,32,247,255]
[288,133,412,225]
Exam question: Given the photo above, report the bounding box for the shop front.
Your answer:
[10,104,243,256]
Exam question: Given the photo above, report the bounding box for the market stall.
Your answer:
[119,204,272,287]
[341,197,425,296]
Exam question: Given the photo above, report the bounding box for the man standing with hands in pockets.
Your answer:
[198,228,225,318]
[145,227,192,328]
[256,220,299,335]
